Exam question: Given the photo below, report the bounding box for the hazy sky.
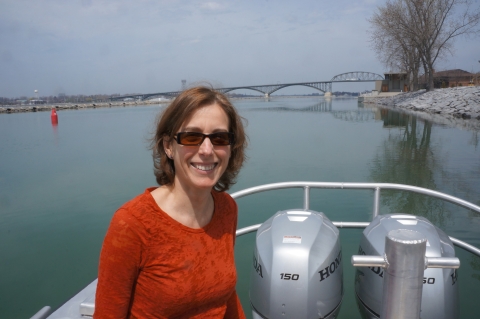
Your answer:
[1,0,479,98]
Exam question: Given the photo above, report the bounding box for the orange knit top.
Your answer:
[94,188,246,319]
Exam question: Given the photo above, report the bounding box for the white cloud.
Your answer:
[200,1,225,11]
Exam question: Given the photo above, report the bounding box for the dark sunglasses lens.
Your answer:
[179,133,204,145]
[177,132,233,145]
[210,133,232,145]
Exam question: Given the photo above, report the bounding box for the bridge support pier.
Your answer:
[324,92,332,98]
[264,93,270,98]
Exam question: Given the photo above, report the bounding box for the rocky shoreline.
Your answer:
[363,86,480,131]
[0,99,170,114]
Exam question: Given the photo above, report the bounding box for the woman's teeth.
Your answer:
[192,163,216,171]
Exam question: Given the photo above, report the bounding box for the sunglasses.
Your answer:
[175,132,235,146]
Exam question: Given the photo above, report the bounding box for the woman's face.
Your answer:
[167,103,231,192]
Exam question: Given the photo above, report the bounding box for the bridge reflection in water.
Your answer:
[249,100,333,113]
[249,99,378,123]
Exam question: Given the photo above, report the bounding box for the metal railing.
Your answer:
[232,182,480,257]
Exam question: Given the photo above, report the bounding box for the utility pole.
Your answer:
[478,61,480,86]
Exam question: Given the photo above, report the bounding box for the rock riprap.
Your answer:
[367,86,480,120]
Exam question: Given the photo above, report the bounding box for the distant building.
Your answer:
[375,72,409,93]
[29,100,46,105]
[375,69,476,92]
[427,69,475,88]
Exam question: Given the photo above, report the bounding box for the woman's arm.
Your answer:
[94,209,145,319]
[224,290,246,319]
[224,196,246,319]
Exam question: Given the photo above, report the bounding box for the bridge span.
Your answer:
[110,71,383,101]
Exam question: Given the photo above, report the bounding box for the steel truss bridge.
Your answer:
[110,71,384,101]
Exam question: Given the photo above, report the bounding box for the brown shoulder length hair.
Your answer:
[151,86,248,192]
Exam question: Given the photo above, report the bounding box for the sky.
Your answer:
[1,0,479,98]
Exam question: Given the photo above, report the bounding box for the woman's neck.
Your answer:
[151,183,215,229]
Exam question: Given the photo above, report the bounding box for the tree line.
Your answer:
[369,0,480,91]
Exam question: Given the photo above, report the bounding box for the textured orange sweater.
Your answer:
[94,188,246,319]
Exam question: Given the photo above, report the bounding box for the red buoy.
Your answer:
[51,108,58,125]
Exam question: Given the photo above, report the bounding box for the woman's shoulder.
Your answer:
[120,187,157,208]
[210,191,238,236]
[212,191,238,218]
[117,187,156,211]
[110,188,160,230]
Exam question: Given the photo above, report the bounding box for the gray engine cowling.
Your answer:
[250,209,343,319]
[355,214,459,319]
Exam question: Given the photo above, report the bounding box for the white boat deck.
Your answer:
[46,279,97,318]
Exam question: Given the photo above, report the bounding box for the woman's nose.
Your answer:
[198,136,214,155]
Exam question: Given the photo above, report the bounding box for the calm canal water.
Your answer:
[1,97,479,318]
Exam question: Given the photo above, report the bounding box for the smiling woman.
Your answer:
[93,86,248,319]
[164,104,232,195]
[152,86,247,192]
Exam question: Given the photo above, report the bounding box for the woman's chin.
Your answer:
[181,175,219,191]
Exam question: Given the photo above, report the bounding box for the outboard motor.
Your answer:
[250,209,343,319]
[355,214,459,319]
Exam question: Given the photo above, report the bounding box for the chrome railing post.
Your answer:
[373,187,380,218]
[303,186,310,210]
[351,229,460,319]
[381,230,426,319]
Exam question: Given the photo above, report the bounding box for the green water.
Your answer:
[1,97,479,318]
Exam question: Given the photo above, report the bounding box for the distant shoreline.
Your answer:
[0,95,355,114]
[0,99,169,114]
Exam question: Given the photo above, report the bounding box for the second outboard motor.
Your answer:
[250,210,343,319]
[355,214,459,319]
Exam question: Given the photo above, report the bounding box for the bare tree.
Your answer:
[370,9,423,91]
[370,0,428,91]
[369,0,480,91]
